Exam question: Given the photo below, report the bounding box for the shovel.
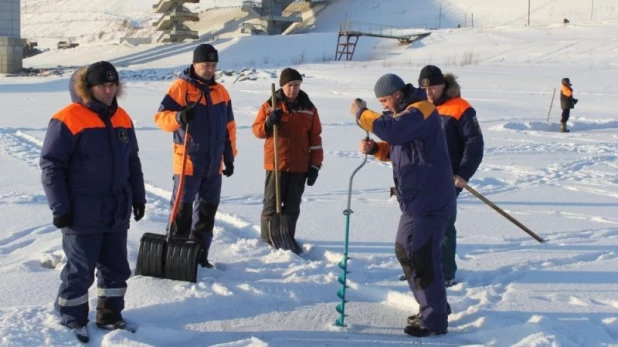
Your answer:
[135,92,205,282]
[267,83,301,254]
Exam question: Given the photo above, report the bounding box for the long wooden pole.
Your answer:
[464,184,546,243]
[546,87,556,122]
[271,83,281,215]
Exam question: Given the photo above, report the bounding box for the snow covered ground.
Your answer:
[1,0,618,346]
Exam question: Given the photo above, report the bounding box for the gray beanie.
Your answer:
[374,73,406,97]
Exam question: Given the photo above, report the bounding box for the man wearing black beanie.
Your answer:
[252,68,323,252]
[155,43,237,269]
[419,65,484,290]
[41,60,146,341]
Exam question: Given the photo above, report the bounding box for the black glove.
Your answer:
[366,139,379,155]
[573,99,578,105]
[307,165,320,186]
[222,162,234,177]
[133,203,145,222]
[179,107,194,125]
[266,109,283,129]
[52,213,73,229]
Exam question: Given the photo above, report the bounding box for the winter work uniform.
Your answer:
[353,74,455,336]
[419,66,484,285]
[560,77,577,132]
[40,62,146,332]
[154,44,237,267]
[252,68,323,244]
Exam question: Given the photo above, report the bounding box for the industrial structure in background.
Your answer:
[152,0,200,43]
[0,0,22,73]
[241,0,303,35]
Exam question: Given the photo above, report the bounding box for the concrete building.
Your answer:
[0,0,22,73]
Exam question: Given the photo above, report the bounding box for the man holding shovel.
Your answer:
[252,68,323,252]
[155,44,237,268]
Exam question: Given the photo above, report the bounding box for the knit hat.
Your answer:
[86,61,119,87]
[193,44,218,63]
[279,68,303,87]
[562,77,571,86]
[418,65,445,87]
[373,73,405,97]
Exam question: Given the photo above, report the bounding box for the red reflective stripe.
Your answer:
[436,97,471,120]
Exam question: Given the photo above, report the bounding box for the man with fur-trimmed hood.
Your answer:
[40,61,146,342]
[418,65,484,288]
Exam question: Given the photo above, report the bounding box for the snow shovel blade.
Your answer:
[268,214,301,254]
[165,237,203,283]
[135,233,167,279]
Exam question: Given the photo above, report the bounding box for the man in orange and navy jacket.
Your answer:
[559,77,577,133]
[252,68,323,246]
[154,44,237,268]
[418,65,484,287]
[40,61,146,340]
[351,73,455,337]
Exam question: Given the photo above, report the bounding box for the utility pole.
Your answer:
[438,4,442,29]
[591,0,594,21]
[527,0,531,26]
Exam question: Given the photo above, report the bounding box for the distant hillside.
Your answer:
[20,0,618,49]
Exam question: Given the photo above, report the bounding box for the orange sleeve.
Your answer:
[154,81,185,132]
[373,141,391,162]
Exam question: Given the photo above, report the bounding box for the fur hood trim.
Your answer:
[72,66,123,104]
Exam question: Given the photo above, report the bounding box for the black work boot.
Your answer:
[404,321,447,337]
[407,303,451,325]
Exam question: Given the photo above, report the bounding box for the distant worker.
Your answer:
[559,78,578,133]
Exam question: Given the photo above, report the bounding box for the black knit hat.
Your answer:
[86,61,119,87]
[279,68,303,87]
[193,44,219,63]
[418,65,445,87]
[562,77,571,86]
[374,73,405,97]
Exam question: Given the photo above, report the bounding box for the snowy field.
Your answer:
[1,0,617,346]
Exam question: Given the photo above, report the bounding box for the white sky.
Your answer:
[1,0,617,346]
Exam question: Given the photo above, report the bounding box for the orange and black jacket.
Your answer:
[434,74,484,183]
[154,66,237,177]
[560,84,575,110]
[40,70,146,234]
[252,89,323,172]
